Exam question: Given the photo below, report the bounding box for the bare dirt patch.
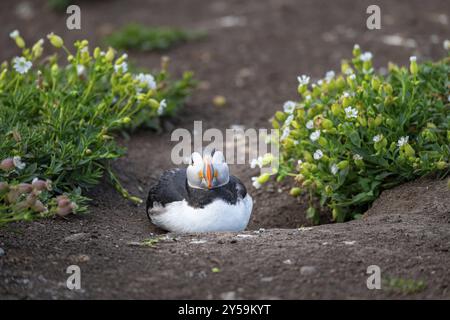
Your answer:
[0,0,449,299]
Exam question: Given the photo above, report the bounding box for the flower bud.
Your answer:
[321,119,333,130]
[331,103,341,116]
[93,47,101,59]
[403,144,415,157]
[0,158,15,171]
[303,151,313,163]
[56,205,73,217]
[337,160,349,170]
[56,195,71,207]
[257,173,270,185]
[105,47,115,62]
[302,179,313,187]
[31,200,47,213]
[352,44,361,57]
[371,77,380,91]
[436,161,448,170]
[47,32,64,48]
[31,39,44,59]
[409,56,418,75]
[374,115,383,127]
[384,83,393,95]
[17,183,33,194]
[289,187,302,197]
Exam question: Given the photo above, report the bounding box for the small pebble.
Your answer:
[220,291,236,300]
[300,266,317,276]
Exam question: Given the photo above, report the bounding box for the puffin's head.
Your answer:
[186,149,230,190]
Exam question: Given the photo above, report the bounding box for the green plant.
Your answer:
[105,23,205,52]
[383,277,427,294]
[254,45,449,224]
[0,31,194,225]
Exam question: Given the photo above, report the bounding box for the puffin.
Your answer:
[146,149,253,233]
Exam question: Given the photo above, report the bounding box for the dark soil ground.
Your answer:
[0,0,449,299]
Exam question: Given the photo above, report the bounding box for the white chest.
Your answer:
[148,194,253,233]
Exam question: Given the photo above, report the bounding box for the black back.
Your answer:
[146,168,247,216]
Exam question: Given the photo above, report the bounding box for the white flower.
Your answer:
[444,40,450,50]
[135,73,156,91]
[331,164,339,175]
[76,64,86,76]
[13,57,32,74]
[345,106,358,119]
[80,47,89,54]
[360,52,373,62]
[409,56,417,62]
[325,70,335,83]
[284,114,294,126]
[297,160,303,167]
[280,127,290,141]
[251,177,261,189]
[349,74,356,80]
[313,149,323,160]
[250,156,263,169]
[342,91,351,98]
[283,101,296,114]
[373,134,383,143]
[353,154,363,161]
[297,75,310,86]
[344,68,354,75]
[317,79,324,86]
[310,130,320,142]
[306,120,314,130]
[305,95,312,101]
[397,136,409,147]
[13,156,25,170]
[9,30,20,39]
[114,62,128,73]
[354,44,360,50]
[157,99,167,115]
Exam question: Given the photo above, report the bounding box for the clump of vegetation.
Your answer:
[253,45,449,224]
[383,277,427,294]
[0,31,195,225]
[105,23,205,52]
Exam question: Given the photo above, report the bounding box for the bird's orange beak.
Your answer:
[205,161,213,189]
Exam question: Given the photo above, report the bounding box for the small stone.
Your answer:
[220,291,237,300]
[71,254,90,263]
[190,239,207,244]
[300,266,317,276]
[343,241,356,245]
[260,277,273,282]
[64,233,89,242]
[283,259,293,265]
[0,247,5,256]
[236,234,255,238]
[298,227,314,232]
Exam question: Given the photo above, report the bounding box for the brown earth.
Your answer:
[0,0,449,299]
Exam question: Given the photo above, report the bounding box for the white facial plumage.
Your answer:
[186,150,230,189]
